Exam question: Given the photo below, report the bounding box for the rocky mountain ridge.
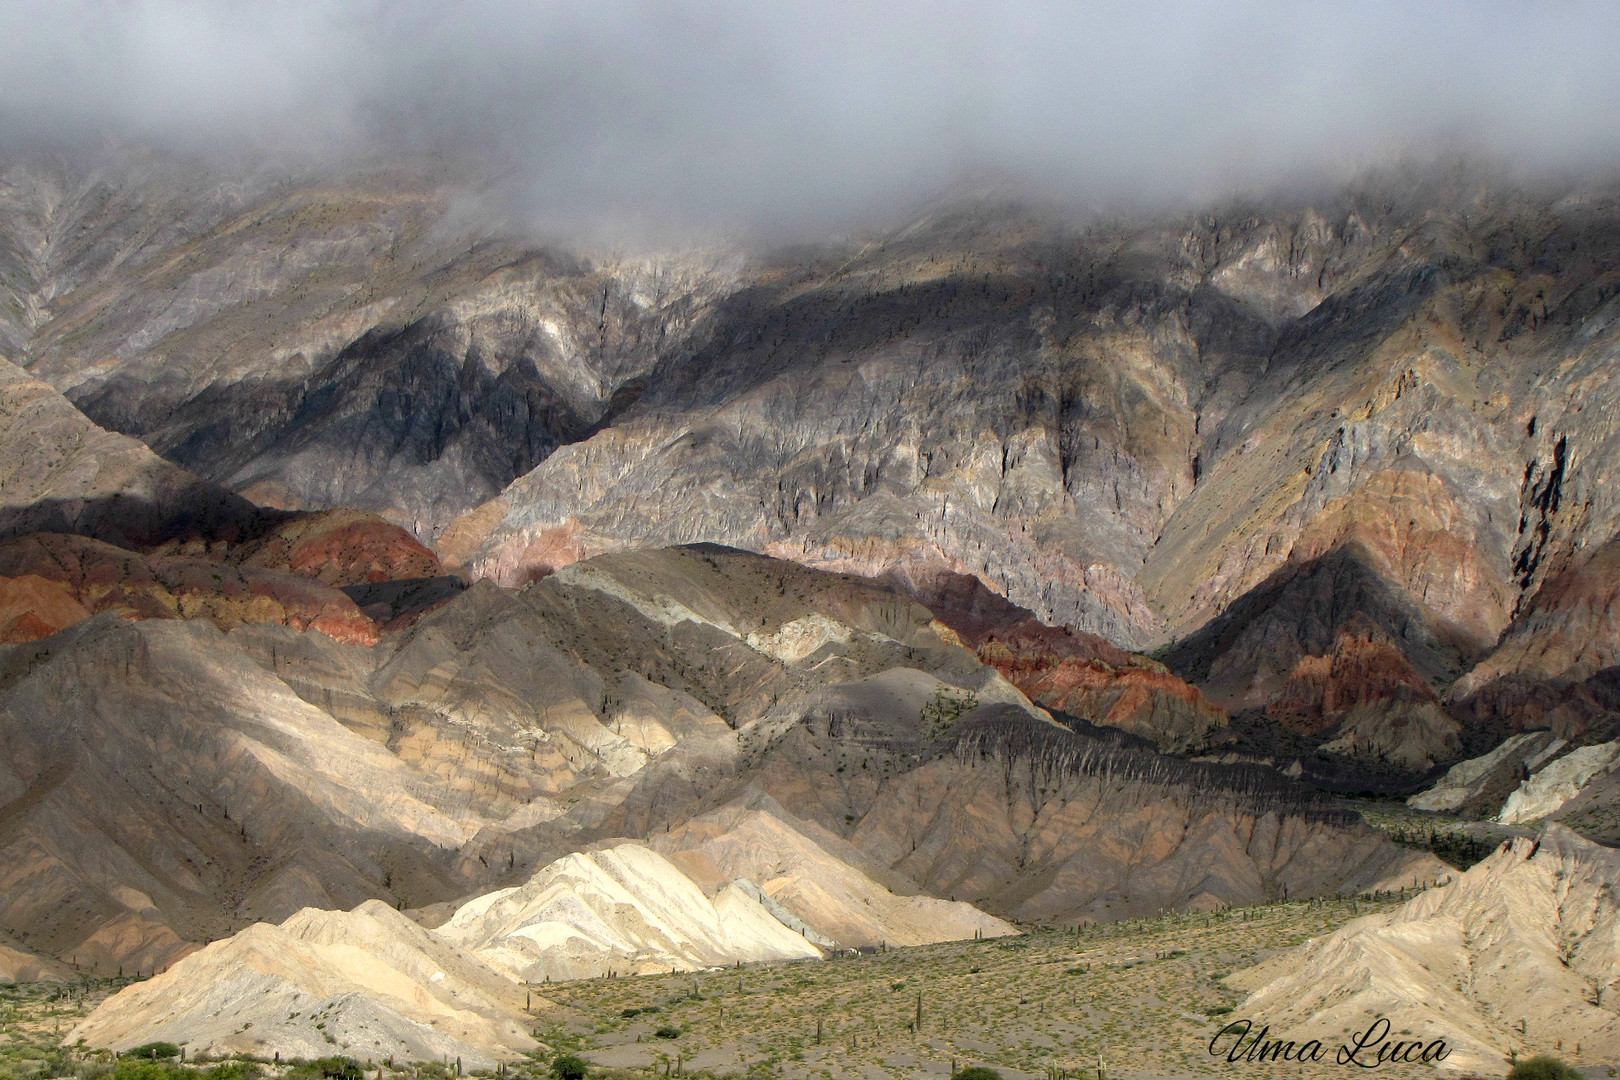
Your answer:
[11,153,1620,784]
[5,152,1620,1051]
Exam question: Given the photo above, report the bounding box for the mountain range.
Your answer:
[5,148,1620,1068]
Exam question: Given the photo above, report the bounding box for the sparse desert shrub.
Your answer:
[201,1063,262,1080]
[122,1044,181,1061]
[951,1069,1003,1080]
[106,1061,192,1080]
[550,1053,590,1080]
[1507,1057,1582,1080]
[653,1026,681,1039]
[283,1057,364,1080]
[922,688,979,737]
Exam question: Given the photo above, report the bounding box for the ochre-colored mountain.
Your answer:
[0,532,378,643]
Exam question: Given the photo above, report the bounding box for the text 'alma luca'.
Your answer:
[1209,1018,1450,1067]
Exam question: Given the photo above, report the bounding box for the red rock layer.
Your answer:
[899,569,1227,750]
[158,508,442,587]
[0,533,378,644]
[0,573,93,643]
[981,641,1228,750]
[1450,539,1620,741]
[1267,631,1441,736]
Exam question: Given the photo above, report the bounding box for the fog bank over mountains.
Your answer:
[4,0,1620,238]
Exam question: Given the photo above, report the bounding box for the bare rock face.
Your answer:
[1450,539,1620,743]
[0,532,378,644]
[1407,730,1569,816]
[0,573,91,642]
[68,900,541,1068]
[3,156,739,536]
[0,545,1439,977]
[900,569,1226,752]
[0,358,270,547]
[1233,825,1620,1075]
[1263,631,1462,771]
[1164,545,1472,778]
[1496,740,1620,824]
[747,699,1446,924]
[651,794,1018,948]
[435,842,822,981]
[170,508,444,587]
[14,153,1620,771]
[0,615,477,973]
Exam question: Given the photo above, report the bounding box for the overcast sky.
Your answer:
[3,1,1619,235]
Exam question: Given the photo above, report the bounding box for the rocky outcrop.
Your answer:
[435,842,822,981]
[1232,825,1620,1075]
[0,532,378,644]
[1407,730,1567,816]
[68,900,541,1068]
[652,794,1018,948]
[901,569,1226,751]
[0,573,91,642]
[1406,729,1620,826]
[1451,539,1620,743]
[1497,740,1620,824]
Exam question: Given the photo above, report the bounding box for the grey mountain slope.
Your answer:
[0,357,269,544]
[13,153,1620,765]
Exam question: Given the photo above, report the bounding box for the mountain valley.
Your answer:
[6,148,1620,1077]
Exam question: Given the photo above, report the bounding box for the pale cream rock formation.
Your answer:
[1233,825,1620,1075]
[69,900,541,1069]
[435,842,821,981]
[654,796,1018,948]
[1498,741,1620,824]
[1408,730,1567,813]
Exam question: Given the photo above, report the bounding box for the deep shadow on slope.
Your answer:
[0,492,291,550]
[1164,542,1484,701]
[75,319,600,522]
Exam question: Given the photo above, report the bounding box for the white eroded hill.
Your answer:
[1231,824,1620,1075]
[654,795,1019,947]
[68,900,540,1069]
[434,842,823,981]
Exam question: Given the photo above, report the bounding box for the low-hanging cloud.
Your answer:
[4,0,1619,235]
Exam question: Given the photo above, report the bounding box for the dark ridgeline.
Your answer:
[946,706,1356,825]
